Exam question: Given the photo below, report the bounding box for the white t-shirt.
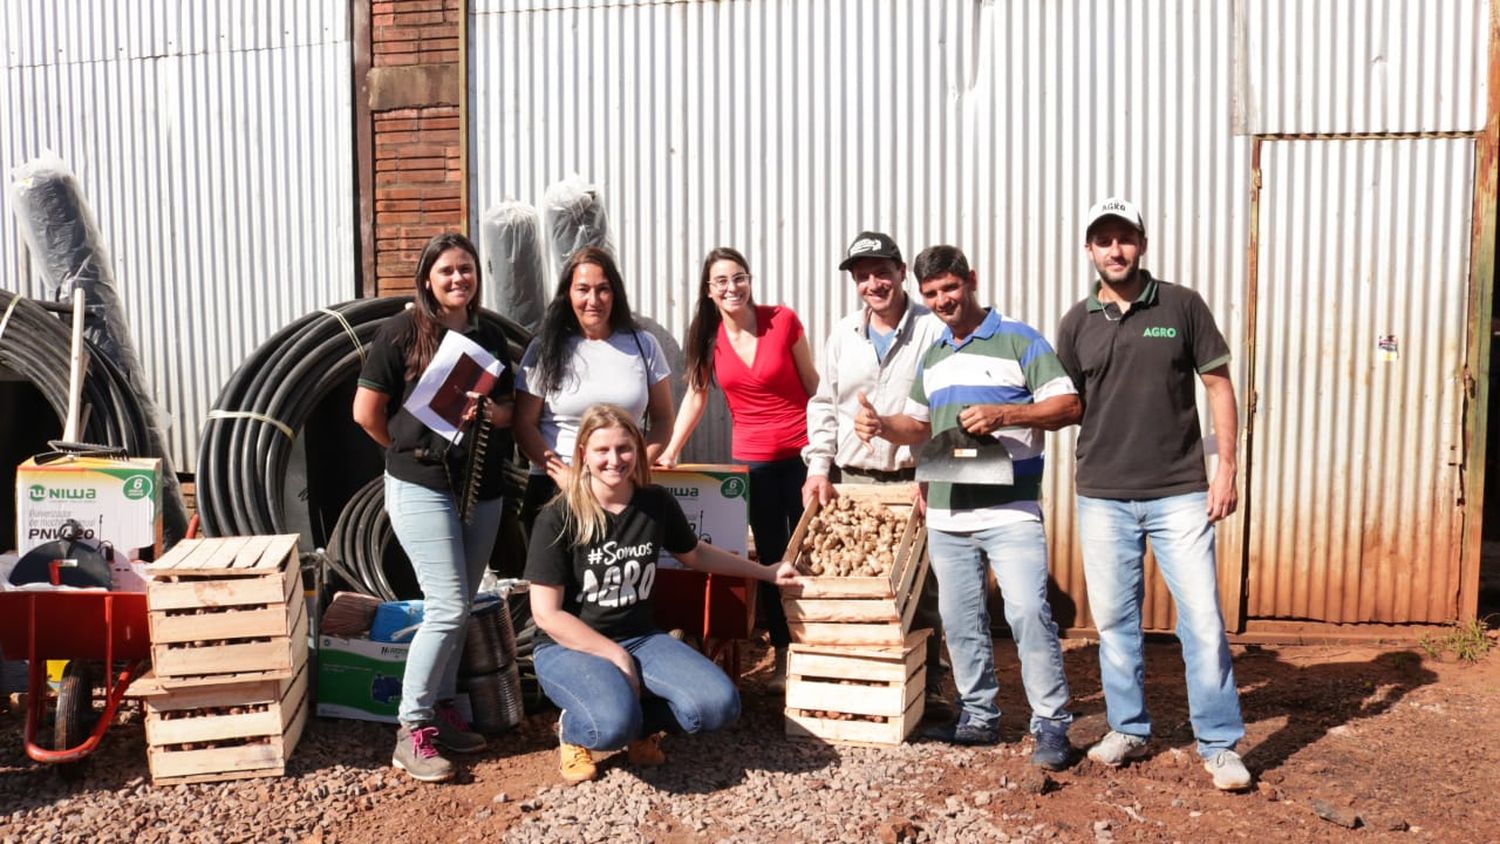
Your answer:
[516,330,671,472]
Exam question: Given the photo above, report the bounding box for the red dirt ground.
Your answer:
[324,636,1500,843]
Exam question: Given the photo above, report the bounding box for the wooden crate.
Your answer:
[784,629,929,746]
[136,662,310,785]
[146,535,306,678]
[780,484,929,646]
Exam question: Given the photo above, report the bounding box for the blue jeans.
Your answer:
[926,520,1071,734]
[384,473,505,725]
[533,632,741,749]
[745,456,806,648]
[1077,492,1244,757]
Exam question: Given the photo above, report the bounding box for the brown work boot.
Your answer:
[627,733,667,767]
[560,741,598,784]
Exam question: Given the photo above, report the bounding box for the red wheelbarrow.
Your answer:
[0,590,149,764]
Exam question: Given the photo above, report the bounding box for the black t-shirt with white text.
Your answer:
[357,309,515,498]
[524,485,699,644]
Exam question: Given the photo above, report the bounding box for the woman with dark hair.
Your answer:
[353,232,516,783]
[527,404,800,783]
[658,247,818,691]
[514,246,674,530]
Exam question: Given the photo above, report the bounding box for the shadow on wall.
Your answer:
[637,315,733,466]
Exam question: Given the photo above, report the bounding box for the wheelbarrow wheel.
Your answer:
[53,661,95,778]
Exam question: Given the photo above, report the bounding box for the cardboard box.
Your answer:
[652,465,757,642]
[315,635,474,724]
[316,635,410,723]
[16,456,163,561]
[654,464,749,568]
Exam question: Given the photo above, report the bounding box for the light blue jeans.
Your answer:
[533,632,741,749]
[1077,491,1244,757]
[385,473,505,725]
[926,519,1071,734]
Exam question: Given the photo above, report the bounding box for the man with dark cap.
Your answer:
[802,231,951,718]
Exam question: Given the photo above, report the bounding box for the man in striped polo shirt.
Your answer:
[854,245,1081,771]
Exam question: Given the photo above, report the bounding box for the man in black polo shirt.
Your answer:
[1055,197,1250,792]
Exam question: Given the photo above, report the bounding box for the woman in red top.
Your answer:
[659,246,818,689]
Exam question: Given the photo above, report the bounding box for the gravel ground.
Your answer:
[0,708,418,844]
[499,734,1032,844]
[1,639,1497,843]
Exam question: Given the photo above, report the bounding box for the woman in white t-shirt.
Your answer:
[515,246,674,529]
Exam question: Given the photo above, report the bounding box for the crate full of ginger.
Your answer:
[780,484,929,647]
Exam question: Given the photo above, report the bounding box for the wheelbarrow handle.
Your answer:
[23,658,147,765]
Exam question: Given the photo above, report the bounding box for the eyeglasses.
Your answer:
[708,273,752,291]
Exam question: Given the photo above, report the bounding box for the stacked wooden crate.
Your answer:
[132,534,309,785]
[780,484,930,746]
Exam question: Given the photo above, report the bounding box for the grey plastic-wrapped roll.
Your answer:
[9,153,189,545]
[543,173,609,271]
[480,201,547,332]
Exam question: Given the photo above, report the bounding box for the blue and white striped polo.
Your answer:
[904,308,1077,531]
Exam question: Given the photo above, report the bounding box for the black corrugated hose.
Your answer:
[195,297,537,662]
[0,290,190,545]
[195,296,530,537]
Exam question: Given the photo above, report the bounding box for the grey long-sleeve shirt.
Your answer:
[802,300,944,476]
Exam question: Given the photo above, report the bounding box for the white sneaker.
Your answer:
[1087,730,1149,767]
[1203,749,1252,791]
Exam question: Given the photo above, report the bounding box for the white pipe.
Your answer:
[63,287,86,442]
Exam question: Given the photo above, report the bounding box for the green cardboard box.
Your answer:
[315,635,410,723]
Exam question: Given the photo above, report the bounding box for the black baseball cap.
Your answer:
[838,231,904,271]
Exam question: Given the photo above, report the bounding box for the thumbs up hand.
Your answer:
[853,391,884,444]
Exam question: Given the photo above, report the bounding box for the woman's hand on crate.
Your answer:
[768,561,805,588]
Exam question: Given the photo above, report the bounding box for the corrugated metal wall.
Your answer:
[469,0,1250,631]
[1250,138,1474,623]
[1237,0,1490,134]
[0,0,354,469]
[469,0,1490,629]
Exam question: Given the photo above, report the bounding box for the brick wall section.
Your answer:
[374,107,462,290]
[369,0,463,294]
[372,0,462,67]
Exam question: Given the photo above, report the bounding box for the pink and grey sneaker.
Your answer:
[433,701,487,754]
[392,724,455,782]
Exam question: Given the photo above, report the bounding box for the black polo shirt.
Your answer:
[1055,272,1230,500]
[358,309,515,499]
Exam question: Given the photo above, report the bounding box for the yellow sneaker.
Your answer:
[627,733,666,767]
[560,741,598,783]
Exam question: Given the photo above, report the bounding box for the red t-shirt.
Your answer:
[715,304,811,461]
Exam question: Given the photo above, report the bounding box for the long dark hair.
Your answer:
[403,232,482,379]
[531,246,638,395]
[684,246,751,391]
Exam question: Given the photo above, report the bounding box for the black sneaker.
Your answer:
[1029,728,1073,771]
[922,715,1000,746]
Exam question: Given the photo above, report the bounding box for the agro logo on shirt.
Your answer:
[1142,326,1177,338]
[580,540,658,608]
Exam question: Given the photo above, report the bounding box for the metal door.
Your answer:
[1247,138,1474,623]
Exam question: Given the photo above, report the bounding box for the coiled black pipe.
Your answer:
[0,291,190,545]
[195,297,529,538]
